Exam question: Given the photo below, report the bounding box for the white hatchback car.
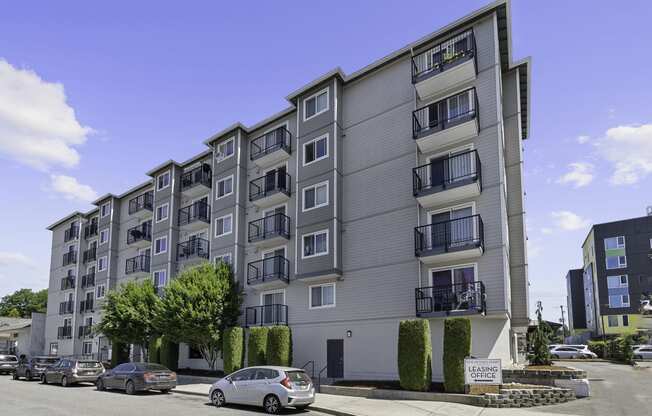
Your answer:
[209,366,315,414]
[633,345,652,360]
[550,345,597,359]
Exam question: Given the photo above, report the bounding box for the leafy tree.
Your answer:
[528,301,551,365]
[95,280,160,361]
[0,289,47,318]
[155,262,242,370]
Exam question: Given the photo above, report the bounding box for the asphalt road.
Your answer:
[0,375,329,416]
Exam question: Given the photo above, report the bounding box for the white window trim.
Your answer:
[99,228,109,245]
[260,288,286,306]
[606,255,627,270]
[157,170,171,191]
[604,236,626,250]
[621,294,630,307]
[153,269,167,288]
[303,133,329,166]
[607,275,628,288]
[214,253,233,266]
[215,213,233,238]
[96,284,106,299]
[216,174,234,200]
[308,282,336,310]
[427,262,478,287]
[302,229,329,259]
[154,236,168,255]
[156,203,170,223]
[302,181,329,212]
[100,202,111,218]
[303,87,330,121]
[97,256,108,272]
[215,137,235,162]
[261,245,287,260]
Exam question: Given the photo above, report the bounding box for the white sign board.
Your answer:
[464,358,502,385]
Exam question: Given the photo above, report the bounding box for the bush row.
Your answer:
[219,325,292,372]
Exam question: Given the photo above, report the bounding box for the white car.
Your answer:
[209,366,315,414]
[633,345,652,360]
[550,345,597,359]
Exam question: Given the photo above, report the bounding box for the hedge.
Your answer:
[160,337,179,371]
[443,317,471,393]
[266,326,292,366]
[588,340,606,358]
[110,340,130,367]
[223,327,245,374]
[247,327,269,366]
[397,319,432,391]
[148,337,162,363]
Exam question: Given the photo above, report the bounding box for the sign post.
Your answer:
[464,358,502,394]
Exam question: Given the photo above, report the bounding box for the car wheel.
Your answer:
[160,389,170,394]
[25,371,32,381]
[211,389,226,407]
[96,379,105,391]
[41,374,47,384]
[263,394,281,414]
[61,376,69,387]
[552,354,560,359]
[12,372,18,380]
[125,380,136,395]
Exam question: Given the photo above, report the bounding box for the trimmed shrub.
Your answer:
[588,340,606,358]
[443,317,471,393]
[160,337,179,371]
[247,327,268,366]
[266,326,292,366]
[110,340,130,367]
[397,319,432,392]
[223,327,245,374]
[148,337,162,363]
[607,335,634,364]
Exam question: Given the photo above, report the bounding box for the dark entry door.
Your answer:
[327,339,343,378]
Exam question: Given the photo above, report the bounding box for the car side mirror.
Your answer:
[226,377,232,384]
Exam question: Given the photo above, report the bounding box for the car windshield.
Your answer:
[136,363,168,371]
[287,371,311,384]
[77,361,102,368]
[35,358,58,365]
[0,355,17,362]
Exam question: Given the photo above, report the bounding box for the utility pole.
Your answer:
[559,305,567,338]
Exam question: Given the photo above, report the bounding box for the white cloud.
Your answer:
[556,162,594,188]
[576,135,590,144]
[0,59,92,171]
[527,239,542,259]
[551,211,590,231]
[0,252,32,267]
[595,124,652,185]
[541,227,553,235]
[50,174,98,202]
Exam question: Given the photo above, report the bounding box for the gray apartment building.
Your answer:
[45,0,531,380]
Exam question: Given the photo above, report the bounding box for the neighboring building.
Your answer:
[45,0,531,379]
[0,313,46,357]
[566,268,586,332]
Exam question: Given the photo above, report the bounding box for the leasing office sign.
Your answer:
[464,358,502,384]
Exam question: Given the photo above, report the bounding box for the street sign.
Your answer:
[464,358,502,385]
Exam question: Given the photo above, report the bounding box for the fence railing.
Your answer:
[181,163,212,191]
[247,256,290,285]
[411,29,476,82]
[415,281,485,315]
[177,237,210,261]
[125,254,150,274]
[250,127,292,161]
[249,171,291,201]
[412,87,478,139]
[413,149,481,195]
[128,191,153,215]
[248,213,290,242]
[178,200,211,226]
[127,221,152,245]
[245,304,288,327]
[414,214,484,255]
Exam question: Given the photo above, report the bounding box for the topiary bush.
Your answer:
[247,327,268,366]
[266,326,292,366]
[443,317,471,393]
[223,327,244,374]
[160,337,179,371]
[588,340,606,358]
[397,319,432,391]
[148,337,162,363]
[110,340,130,367]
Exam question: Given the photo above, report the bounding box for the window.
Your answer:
[309,283,335,309]
[607,315,619,327]
[96,284,106,299]
[604,236,625,250]
[622,294,630,307]
[100,202,111,218]
[216,175,234,199]
[82,342,92,356]
[153,270,167,290]
[303,88,329,120]
[216,137,235,162]
[607,275,628,288]
[215,214,233,237]
[215,253,232,266]
[99,229,109,245]
[156,203,169,223]
[97,256,107,272]
[302,181,328,211]
[302,230,328,258]
[154,236,168,255]
[49,343,58,355]
[609,294,630,308]
[304,134,328,165]
[606,255,627,269]
[157,171,171,191]
[622,315,629,327]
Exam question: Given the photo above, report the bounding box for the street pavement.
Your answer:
[0,374,329,416]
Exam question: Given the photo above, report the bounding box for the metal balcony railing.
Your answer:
[62,251,77,266]
[250,127,292,161]
[177,237,210,261]
[125,254,150,275]
[80,299,94,313]
[84,222,98,239]
[57,326,72,339]
[177,200,210,226]
[64,225,79,242]
[245,304,288,327]
[128,191,154,215]
[413,149,481,195]
[60,276,75,291]
[248,213,290,243]
[82,247,97,264]
[247,256,290,285]
[78,325,93,339]
[414,214,484,256]
[181,163,212,191]
[411,29,476,83]
[81,273,95,289]
[415,281,486,315]
[249,171,291,202]
[58,301,74,315]
[127,221,152,245]
[412,88,478,140]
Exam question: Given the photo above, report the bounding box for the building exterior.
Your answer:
[565,268,586,332]
[45,0,531,379]
[0,313,46,357]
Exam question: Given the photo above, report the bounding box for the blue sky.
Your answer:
[1,1,651,323]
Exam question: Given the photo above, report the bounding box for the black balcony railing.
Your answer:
[80,299,94,313]
[249,171,291,202]
[247,256,290,285]
[84,223,98,239]
[178,200,210,226]
[60,276,75,290]
[177,237,210,261]
[59,301,74,315]
[62,251,77,266]
[412,88,478,140]
[245,304,288,327]
[64,225,79,242]
[411,29,476,83]
[127,221,152,245]
[413,150,482,196]
[248,213,290,243]
[415,281,486,316]
[82,247,97,264]
[181,163,212,191]
[128,191,154,215]
[81,273,95,289]
[414,215,484,256]
[125,254,150,275]
[250,127,292,161]
[78,325,93,339]
[57,326,73,339]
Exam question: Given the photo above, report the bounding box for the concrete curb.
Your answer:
[310,406,359,416]
[172,388,207,398]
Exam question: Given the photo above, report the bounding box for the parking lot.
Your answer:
[0,375,328,416]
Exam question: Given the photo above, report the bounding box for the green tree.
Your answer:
[528,301,551,365]
[0,288,47,318]
[155,262,242,370]
[95,280,160,361]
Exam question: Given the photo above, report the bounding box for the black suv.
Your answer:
[13,356,60,381]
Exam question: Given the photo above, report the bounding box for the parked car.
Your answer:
[548,344,587,351]
[41,358,104,386]
[633,345,652,360]
[13,356,59,381]
[550,345,597,359]
[210,366,315,414]
[96,362,176,395]
[0,354,18,375]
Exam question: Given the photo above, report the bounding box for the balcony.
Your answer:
[59,301,74,315]
[181,163,212,197]
[60,276,75,291]
[64,225,79,242]
[245,304,288,327]
[412,88,478,153]
[127,221,152,247]
[250,126,292,168]
[82,247,97,264]
[413,150,481,209]
[57,326,72,340]
[414,215,484,264]
[249,171,291,209]
[78,325,93,339]
[125,254,150,275]
[415,281,486,317]
[177,200,210,231]
[62,251,77,266]
[128,191,153,217]
[411,29,476,98]
[248,213,290,247]
[247,256,290,289]
[81,273,95,289]
[80,299,94,313]
[177,237,210,262]
[84,223,98,239]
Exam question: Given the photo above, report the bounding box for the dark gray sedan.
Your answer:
[96,362,176,395]
[13,356,59,380]
[0,354,18,375]
[41,358,105,386]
